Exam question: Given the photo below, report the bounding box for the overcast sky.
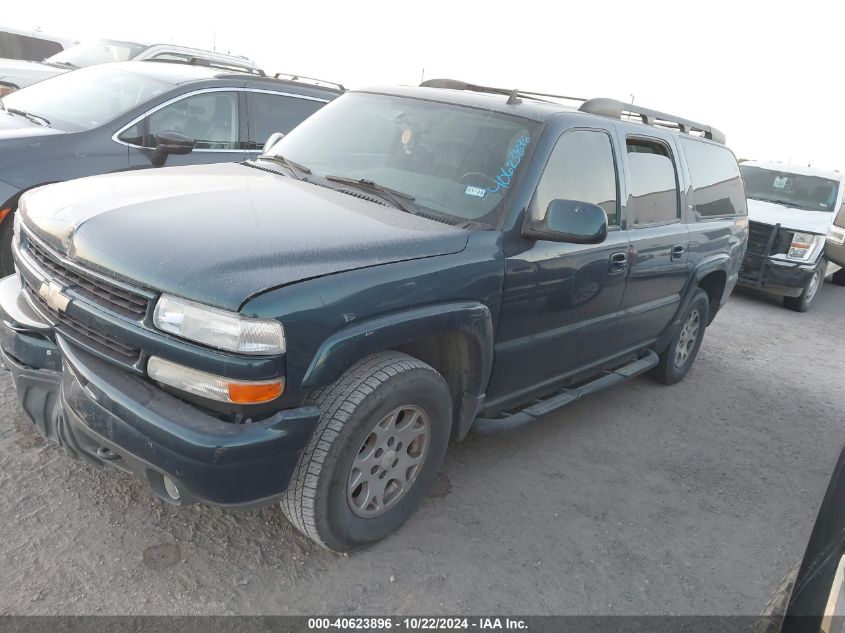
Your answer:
[5,0,843,171]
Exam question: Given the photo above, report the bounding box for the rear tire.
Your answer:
[650,288,709,386]
[783,258,825,312]
[281,352,451,552]
[831,268,845,287]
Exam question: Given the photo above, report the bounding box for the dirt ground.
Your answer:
[0,281,842,616]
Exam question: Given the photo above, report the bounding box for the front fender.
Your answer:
[301,301,494,397]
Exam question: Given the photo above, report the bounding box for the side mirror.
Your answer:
[523,199,608,244]
[262,132,285,154]
[151,130,195,167]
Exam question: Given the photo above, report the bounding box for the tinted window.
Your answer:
[682,138,746,216]
[740,165,840,213]
[531,130,618,225]
[626,139,679,225]
[117,122,144,146]
[247,92,324,148]
[0,33,63,61]
[148,92,239,150]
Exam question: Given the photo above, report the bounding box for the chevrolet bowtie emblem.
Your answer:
[38,281,71,313]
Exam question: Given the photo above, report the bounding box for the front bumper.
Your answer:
[738,254,816,297]
[0,274,320,509]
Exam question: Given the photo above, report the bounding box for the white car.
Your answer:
[737,161,842,311]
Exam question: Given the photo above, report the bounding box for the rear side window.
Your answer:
[531,129,619,225]
[246,92,324,149]
[626,138,680,226]
[0,32,63,61]
[681,138,746,216]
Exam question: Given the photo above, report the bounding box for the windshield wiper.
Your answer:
[325,175,417,214]
[6,108,51,127]
[256,154,311,180]
[45,60,78,69]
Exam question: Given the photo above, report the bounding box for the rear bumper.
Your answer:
[738,254,815,297]
[0,274,320,509]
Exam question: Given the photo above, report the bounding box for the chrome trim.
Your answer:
[111,87,330,151]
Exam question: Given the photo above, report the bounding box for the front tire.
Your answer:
[650,288,709,386]
[281,352,452,552]
[783,258,825,312]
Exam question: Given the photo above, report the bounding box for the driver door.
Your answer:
[487,127,630,408]
[122,89,247,169]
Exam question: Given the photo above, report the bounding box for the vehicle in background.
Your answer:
[0,38,262,94]
[824,200,845,286]
[0,26,74,62]
[0,60,342,274]
[0,79,747,551]
[738,161,841,312]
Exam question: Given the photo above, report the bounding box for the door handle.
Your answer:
[609,252,628,273]
[671,244,686,261]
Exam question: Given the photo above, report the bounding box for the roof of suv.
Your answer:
[740,160,843,182]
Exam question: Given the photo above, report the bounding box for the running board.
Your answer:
[472,350,659,434]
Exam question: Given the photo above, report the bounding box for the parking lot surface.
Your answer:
[0,281,842,615]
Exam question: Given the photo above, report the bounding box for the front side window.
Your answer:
[147,92,240,150]
[0,65,169,132]
[681,138,746,217]
[740,166,840,213]
[265,92,541,223]
[626,138,680,226]
[246,92,324,148]
[530,129,618,225]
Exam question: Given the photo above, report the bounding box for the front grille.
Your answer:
[28,288,141,363]
[26,238,150,319]
[747,221,793,256]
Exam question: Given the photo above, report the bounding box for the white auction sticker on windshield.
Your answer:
[464,186,487,199]
[773,176,789,189]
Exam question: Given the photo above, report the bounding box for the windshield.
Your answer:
[0,65,169,132]
[740,165,840,212]
[45,39,147,67]
[266,92,541,223]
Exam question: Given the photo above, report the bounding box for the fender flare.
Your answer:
[301,301,495,400]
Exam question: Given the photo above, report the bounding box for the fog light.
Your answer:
[162,475,181,501]
[147,356,284,404]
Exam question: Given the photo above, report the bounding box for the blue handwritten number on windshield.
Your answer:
[486,136,531,193]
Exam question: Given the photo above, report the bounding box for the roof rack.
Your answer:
[144,57,265,76]
[273,72,345,91]
[420,78,725,144]
[579,98,725,144]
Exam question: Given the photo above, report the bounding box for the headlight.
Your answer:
[787,232,819,260]
[153,294,285,354]
[147,356,283,404]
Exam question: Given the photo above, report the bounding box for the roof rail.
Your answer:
[579,98,725,144]
[420,78,725,144]
[143,57,265,76]
[420,78,586,106]
[273,72,345,91]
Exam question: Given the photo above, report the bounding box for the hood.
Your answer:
[0,58,65,88]
[747,198,834,235]
[20,162,470,311]
[0,109,64,139]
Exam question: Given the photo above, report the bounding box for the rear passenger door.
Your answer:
[613,131,690,350]
[244,90,327,155]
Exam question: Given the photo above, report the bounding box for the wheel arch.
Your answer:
[301,301,494,441]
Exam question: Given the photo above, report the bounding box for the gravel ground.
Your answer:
[0,279,842,616]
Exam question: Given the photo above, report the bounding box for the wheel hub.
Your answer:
[347,405,431,518]
[674,308,701,369]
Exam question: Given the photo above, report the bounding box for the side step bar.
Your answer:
[472,350,659,434]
